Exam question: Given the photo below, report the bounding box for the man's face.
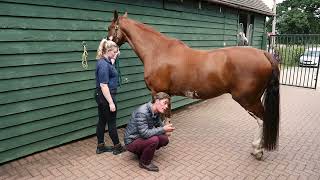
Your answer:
[155,98,169,113]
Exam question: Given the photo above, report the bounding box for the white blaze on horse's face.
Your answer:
[107,25,116,41]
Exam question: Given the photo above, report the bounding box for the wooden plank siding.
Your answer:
[0,0,266,163]
[252,14,267,49]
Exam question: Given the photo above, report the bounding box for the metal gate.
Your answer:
[268,34,320,89]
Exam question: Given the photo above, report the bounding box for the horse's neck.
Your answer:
[121,19,169,64]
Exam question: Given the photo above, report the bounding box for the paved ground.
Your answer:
[1,86,320,179]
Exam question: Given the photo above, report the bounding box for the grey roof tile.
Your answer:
[207,0,274,15]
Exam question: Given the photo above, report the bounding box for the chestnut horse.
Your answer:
[107,11,280,160]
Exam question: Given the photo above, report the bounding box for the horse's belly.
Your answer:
[174,87,226,99]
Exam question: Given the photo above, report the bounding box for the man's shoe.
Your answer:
[139,162,159,172]
[96,143,113,154]
[113,143,126,155]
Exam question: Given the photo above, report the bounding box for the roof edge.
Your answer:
[206,0,275,16]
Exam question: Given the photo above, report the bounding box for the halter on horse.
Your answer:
[107,11,280,160]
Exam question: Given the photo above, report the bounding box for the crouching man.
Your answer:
[124,92,175,172]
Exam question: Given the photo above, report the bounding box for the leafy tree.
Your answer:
[276,0,320,34]
[266,16,273,33]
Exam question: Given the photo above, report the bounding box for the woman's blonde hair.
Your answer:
[96,38,119,59]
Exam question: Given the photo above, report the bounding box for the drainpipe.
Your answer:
[271,0,276,47]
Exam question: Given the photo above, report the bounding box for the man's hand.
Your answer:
[163,123,175,132]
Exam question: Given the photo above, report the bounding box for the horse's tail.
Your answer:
[262,52,280,151]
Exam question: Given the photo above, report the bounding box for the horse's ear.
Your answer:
[113,10,119,22]
[123,11,128,18]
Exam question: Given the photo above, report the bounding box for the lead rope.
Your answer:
[82,41,88,69]
[115,54,122,87]
[113,22,122,87]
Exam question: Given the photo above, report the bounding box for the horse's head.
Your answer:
[107,10,127,46]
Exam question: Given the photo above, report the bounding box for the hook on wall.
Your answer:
[81,41,88,69]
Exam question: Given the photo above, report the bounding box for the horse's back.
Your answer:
[210,47,269,65]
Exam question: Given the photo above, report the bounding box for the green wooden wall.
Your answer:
[0,0,266,163]
[252,15,267,49]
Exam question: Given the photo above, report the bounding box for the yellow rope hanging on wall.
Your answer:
[82,41,88,69]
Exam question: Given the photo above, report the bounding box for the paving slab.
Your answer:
[1,86,320,179]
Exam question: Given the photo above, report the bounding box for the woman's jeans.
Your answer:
[96,88,120,145]
[126,135,169,165]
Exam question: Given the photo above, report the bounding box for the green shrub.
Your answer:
[275,45,305,67]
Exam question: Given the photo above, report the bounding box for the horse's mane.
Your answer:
[124,17,188,47]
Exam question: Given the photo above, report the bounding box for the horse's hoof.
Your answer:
[251,152,263,160]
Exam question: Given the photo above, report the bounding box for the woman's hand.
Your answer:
[109,103,116,112]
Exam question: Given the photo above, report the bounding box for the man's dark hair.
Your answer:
[152,92,170,103]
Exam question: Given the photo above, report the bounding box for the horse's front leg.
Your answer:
[163,97,172,136]
[164,99,171,123]
[152,90,172,136]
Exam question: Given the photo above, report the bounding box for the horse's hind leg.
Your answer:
[245,101,264,160]
[234,97,264,160]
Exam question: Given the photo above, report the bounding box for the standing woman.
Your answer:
[95,39,126,155]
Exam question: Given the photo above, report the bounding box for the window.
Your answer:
[239,13,255,45]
